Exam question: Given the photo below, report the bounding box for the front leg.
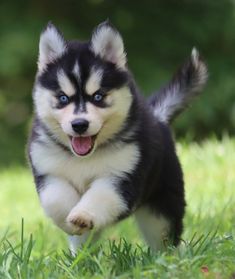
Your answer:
[39,175,81,235]
[67,177,128,234]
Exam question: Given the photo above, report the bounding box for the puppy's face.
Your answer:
[34,22,133,157]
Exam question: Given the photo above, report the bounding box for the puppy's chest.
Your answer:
[31,140,140,193]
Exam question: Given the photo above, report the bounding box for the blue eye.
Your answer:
[59,94,69,105]
[93,92,104,102]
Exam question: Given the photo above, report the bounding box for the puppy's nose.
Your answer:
[71,119,89,134]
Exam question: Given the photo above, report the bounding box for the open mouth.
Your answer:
[70,135,97,156]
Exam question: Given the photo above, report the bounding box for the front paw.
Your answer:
[66,209,94,235]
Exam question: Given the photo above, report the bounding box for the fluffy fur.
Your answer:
[28,21,207,254]
[149,47,208,123]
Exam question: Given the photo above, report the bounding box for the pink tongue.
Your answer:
[71,136,93,156]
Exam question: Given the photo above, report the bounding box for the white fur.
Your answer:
[191,47,208,88]
[73,62,80,83]
[38,24,66,72]
[85,67,103,95]
[191,47,199,68]
[30,139,140,194]
[67,177,127,230]
[68,233,91,256]
[95,87,133,145]
[135,207,170,250]
[153,84,183,123]
[40,176,80,234]
[33,85,53,121]
[33,85,70,146]
[91,25,126,68]
[68,231,101,256]
[57,69,76,96]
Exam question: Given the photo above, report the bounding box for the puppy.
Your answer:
[28,21,207,254]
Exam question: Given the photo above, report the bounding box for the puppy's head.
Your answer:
[34,21,133,157]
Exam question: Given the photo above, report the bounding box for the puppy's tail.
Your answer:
[148,48,208,124]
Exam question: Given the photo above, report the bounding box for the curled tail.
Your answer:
[148,48,208,123]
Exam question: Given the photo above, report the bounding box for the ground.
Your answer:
[0,138,234,279]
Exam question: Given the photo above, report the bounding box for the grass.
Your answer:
[0,137,235,278]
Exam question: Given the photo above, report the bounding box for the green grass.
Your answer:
[0,138,235,278]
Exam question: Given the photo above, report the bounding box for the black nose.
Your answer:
[71,119,89,134]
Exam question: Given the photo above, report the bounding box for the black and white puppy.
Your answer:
[28,21,207,254]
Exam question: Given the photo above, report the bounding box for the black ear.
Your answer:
[90,21,126,68]
[38,22,67,72]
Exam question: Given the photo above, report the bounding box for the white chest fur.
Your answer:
[30,138,140,194]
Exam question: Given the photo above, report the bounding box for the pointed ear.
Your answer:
[38,22,67,72]
[90,21,126,68]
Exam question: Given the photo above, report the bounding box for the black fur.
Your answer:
[113,81,185,245]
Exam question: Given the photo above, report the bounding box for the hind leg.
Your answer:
[134,206,171,251]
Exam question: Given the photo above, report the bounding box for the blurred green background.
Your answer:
[0,0,235,167]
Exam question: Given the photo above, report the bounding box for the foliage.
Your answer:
[0,139,234,278]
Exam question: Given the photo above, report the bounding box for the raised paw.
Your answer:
[66,210,94,235]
